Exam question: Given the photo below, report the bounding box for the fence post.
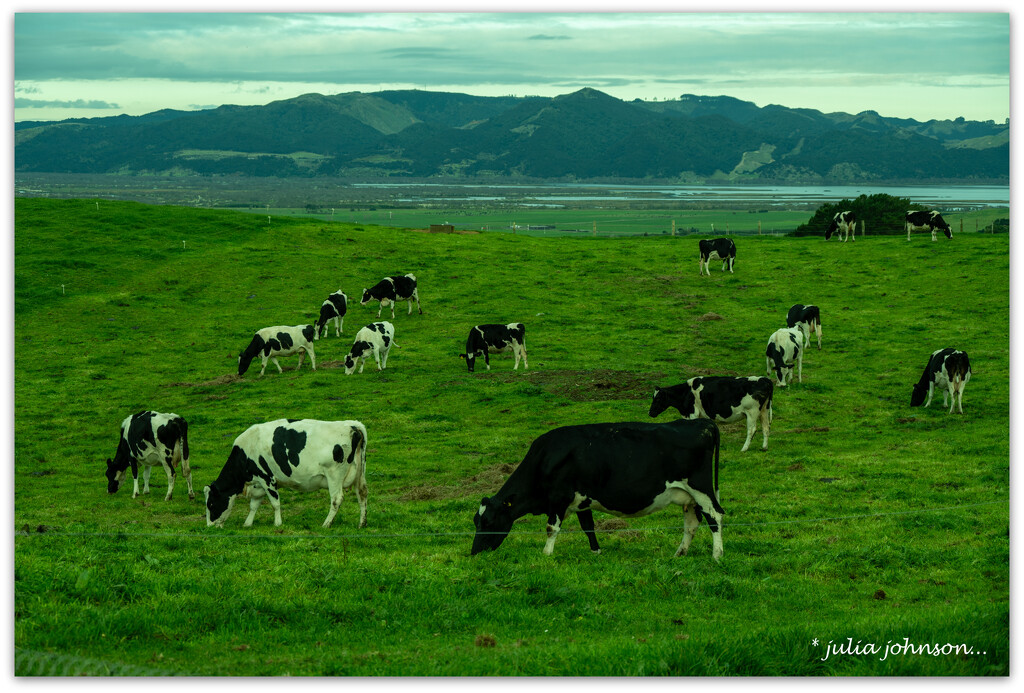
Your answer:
[593,221,597,237]
[672,219,676,236]
[758,220,762,236]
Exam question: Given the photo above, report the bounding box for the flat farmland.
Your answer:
[13,198,1009,676]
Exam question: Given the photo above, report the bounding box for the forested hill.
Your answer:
[14,88,1009,184]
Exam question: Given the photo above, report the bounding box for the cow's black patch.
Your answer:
[333,444,345,463]
[271,426,307,476]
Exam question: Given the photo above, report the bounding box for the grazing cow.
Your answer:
[471,418,724,560]
[344,321,397,375]
[698,238,736,276]
[105,411,194,501]
[910,348,972,414]
[906,210,953,241]
[360,274,422,318]
[204,419,368,529]
[315,290,347,339]
[786,304,822,350]
[649,376,773,452]
[825,210,856,242]
[460,323,528,372]
[765,325,807,386]
[238,325,316,376]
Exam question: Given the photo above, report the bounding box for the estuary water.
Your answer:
[351,182,1009,208]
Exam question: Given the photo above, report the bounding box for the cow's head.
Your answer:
[105,458,126,494]
[910,382,929,407]
[471,496,515,555]
[462,352,476,372]
[360,289,372,306]
[203,485,235,527]
[237,353,253,376]
[344,341,371,375]
[649,387,670,417]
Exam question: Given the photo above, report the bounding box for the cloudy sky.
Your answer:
[11,4,1012,124]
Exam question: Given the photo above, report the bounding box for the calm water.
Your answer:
[352,183,1009,208]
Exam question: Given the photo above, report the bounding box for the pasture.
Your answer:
[13,198,1009,676]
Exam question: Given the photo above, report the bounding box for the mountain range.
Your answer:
[14,88,1009,184]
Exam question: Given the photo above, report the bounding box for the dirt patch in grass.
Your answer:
[166,374,241,387]
[399,462,517,501]
[492,368,666,402]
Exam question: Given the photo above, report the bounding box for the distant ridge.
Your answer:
[14,88,1008,183]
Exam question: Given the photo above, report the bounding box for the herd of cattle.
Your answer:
[103,209,972,562]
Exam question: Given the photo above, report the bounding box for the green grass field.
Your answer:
[13,198,1009,676]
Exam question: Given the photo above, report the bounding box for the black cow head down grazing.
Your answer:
[472,496,516,554]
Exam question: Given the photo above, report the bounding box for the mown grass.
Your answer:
[13,198,1009,676]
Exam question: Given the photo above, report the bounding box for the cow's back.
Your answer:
[528,419,720,514]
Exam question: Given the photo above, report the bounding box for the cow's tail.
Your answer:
[710,423,724,515]
[763,379,774,426]
[179,417,190,466]
[347,426,365,466]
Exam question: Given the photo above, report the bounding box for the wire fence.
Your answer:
[14,647,182,677]
[13,500,1006,544]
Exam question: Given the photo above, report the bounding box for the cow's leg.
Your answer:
[796,350,803,383]
[322,469,345,528]
[728,257,734,273]
[512,343,522,370]
[484,350,491,371]
[815,321,822,350]
[376,303,383,318]
[374,348,383,371]
[543,517,562,555]
[390,301,396,319]
[380,346,390,369]
[674,504,701,556]
[957,382,966,414]
[141,463,152,495]
[243,486,265,527]
[923,382,935,408]
[354,472,369,529]
[180,448,195,501]
[161,460,176,501]
[266,486,283,526]
[543,512,565,555]
[932,229,938,242]
[760,401,772,450]
[576,509,601,553]
[703,507,724,562]
[741,411,757,452]
[296,351,306,370]
[307,346,316,371]
[414,289,422,314]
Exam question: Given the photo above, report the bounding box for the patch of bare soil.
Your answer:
[166,374,241,387]
[410,228,479,235]
[399,463,517,502]
[696,312,724,321]
[493,368,666,402]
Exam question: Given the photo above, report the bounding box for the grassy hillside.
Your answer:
[14,199,1009,676]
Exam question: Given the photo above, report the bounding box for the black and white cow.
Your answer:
[765,325,807,386]
[315,290,347,339]
[360,273,422,318]
[204,419,368,529]
[460,323,528,372]
[344,321,397,375]
[698,238,736,276]
[910,348,972,414]
[238,325,317,376]
[649,376,773,452]
[105,411,194,501]
[786,304,822,350]
[471,418,724,560]
[906,210,953,241]
[825,210,856,242]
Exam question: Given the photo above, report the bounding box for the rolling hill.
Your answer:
[14,88,1009,183]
